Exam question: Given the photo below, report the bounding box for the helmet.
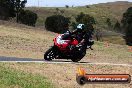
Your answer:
[76,24,85,32]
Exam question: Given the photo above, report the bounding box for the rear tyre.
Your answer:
[71,51,86,62]
[71,58,82,62]
[44,47,55,61]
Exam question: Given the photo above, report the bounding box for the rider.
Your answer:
[73,24,94,50]
[62,23,85,39]
[62,23,94,50]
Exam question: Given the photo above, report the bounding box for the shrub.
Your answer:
[65,5,69,8]
[45,15,70,33]
[86,5,90,8]
[121,7,132,45]
[106,18,113,30]
[0,0,16,20]
[114,21,121,32]
[73,12,95,32]
[18,10,38,27]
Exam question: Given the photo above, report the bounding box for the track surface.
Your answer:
[0,56,132,67]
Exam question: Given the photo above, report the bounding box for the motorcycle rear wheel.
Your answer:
[71,58,82,62]
[71,51,86,62]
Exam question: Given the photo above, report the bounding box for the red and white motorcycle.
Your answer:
[44,31,94,62]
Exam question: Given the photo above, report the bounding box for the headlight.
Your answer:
[57,40,67,44]
[56,35,67,44]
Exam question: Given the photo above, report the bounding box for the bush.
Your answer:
[45,15,70,33]
[121,7,132,45]
[86,5,90,8]
[18,10,38,26]
[65,5,69,8]
[73,12,95,32]
[0,6,9,20]
[114,21,121,32]
[106,18,113,30]
[0,0,16,20]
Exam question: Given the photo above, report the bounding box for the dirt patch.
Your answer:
[0,24,56,59]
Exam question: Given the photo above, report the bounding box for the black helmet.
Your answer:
[76,24,85,32]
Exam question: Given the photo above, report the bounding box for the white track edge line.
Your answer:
[0,61,132,67]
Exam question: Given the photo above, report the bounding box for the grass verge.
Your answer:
[0,63,56,88]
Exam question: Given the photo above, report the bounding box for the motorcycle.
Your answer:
[44,33,93,62]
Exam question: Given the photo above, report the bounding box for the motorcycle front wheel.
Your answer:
[44,46,55,61]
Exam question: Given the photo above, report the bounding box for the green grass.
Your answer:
[0,63,56,88]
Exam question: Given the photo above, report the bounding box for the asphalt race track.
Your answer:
[0,56,44,61]
[0,56,132,67]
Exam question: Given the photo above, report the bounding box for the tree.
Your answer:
[65,5,69,8]
[121,7,132,45]
[114,21,121,32]
[45,15,70,33]
[14,0,27,23]
[18,10,38,26]
[106,18,112,30]
[86,5,90,8]
[0,0,16,20]
[75,12,95,32]
[0,0,27,22]
[0,0,38,27]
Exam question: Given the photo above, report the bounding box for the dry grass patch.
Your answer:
[82,41,132,64]
[0,23,56,59]
[0,21,131,64]
[3,62,132,88]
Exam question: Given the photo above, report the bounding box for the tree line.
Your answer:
[105,7,132,45]
[45,7,132,45]
[0,0,37,26]
[45,12,95,33]
[0,1,132,45]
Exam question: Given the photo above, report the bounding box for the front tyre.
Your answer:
[44,47,55,61]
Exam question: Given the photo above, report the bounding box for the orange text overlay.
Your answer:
[85,74,130,82]
[76,67,131,85]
